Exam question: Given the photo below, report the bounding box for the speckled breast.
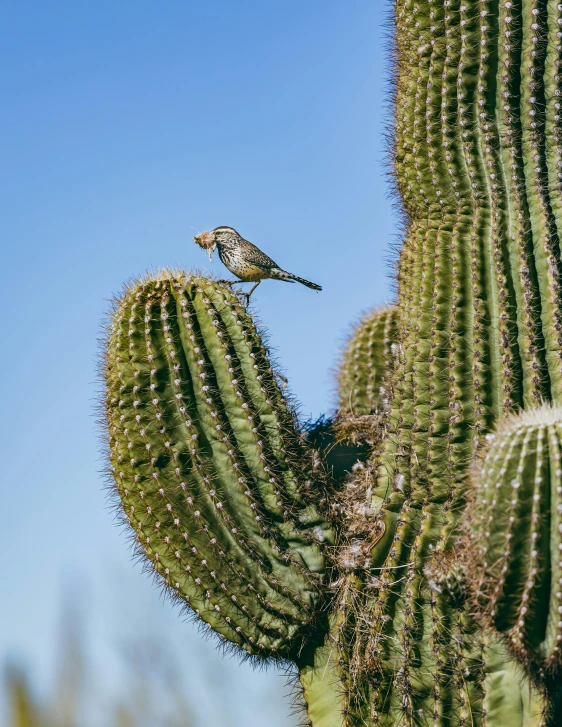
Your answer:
[219,248,268,281]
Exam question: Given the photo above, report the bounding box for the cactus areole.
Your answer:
[102,0,562,724]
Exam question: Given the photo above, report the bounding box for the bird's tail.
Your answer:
[272,268,322,291]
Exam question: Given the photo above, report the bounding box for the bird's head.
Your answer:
[193,226,240,261]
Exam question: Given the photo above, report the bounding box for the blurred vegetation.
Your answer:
[6,670,41,727]
[3,601,228,727]
[4,620,196,727]
[5,666,196,727]
[3,599,297,727]
[2,579,299,727]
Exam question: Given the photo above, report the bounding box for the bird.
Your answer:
[193,226,322,300]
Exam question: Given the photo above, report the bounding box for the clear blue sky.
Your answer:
[0,1,396,724]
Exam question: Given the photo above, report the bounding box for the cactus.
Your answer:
[465,404,562,674]
[338,306,398,419]
[335,306,398,448]
[104,274,335,658]
[101,0,562,723]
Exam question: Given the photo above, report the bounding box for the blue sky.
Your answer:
[0,1,396,723]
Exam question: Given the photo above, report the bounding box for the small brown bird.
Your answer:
[193,226,322,299]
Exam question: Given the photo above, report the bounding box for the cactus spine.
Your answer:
[102,0,562,723]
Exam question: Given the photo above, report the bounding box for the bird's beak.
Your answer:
[207,244,215,262]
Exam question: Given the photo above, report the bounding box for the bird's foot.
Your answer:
[233,291,252,306]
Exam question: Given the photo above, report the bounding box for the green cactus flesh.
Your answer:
[468,405,562,673]
[348,0,562,719]
[104,273,334,658]
[102,0,562,722]
[379,0,562,506]
[338,306,398,418]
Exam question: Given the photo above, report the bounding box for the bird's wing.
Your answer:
[241,239,278,269]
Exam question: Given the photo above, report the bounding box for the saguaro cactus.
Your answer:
[102,0,562,724]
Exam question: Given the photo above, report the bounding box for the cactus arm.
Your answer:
[336,305,398,448]
[338,307,398,418]
[104,273,334,659]
[466,405,562,672]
